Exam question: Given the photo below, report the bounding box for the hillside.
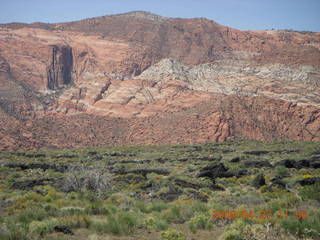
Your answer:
[0,11,320,150]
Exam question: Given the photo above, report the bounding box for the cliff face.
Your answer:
[47,45,73,90]
[0,11,319,150]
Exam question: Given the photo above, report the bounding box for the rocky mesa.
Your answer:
[0,11,319,150]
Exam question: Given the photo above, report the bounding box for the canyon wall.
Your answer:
[0,11,319,150]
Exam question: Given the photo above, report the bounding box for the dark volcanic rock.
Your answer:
[171,178,224,191]
[103,152,128,157]
[87,151,98,155]
[25,153,46,158]
[154,158,168,163]
[244,160,272,168]
[188,189,209,202]
[5,162,68,172]
[54,226,74,235]
[297,177,320,186]
[159,184,183,202]
[275,159,297,168]
[201,162,228,172]
[197,163,234,182]
[270,177,287,189]
[230,157,241,163]
[177,158,189,162]
[275,159,320,169]
[235,169,250,177]
[251,174,266,188]
[243,150,270,155]
[195,156,221,161]
[311,161,320,168]
[113,168,170,178]
[10,178,54,190]
[54,154,78,159]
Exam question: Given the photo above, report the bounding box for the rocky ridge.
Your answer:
[0,11,319,150]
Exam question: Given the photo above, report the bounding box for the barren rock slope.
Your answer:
[0,11,319,149]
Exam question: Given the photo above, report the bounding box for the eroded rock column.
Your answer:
[47,45,73,90]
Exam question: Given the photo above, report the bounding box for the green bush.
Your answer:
[144,216,169,230]
[160,229,186,240]
[60,215,91,228]
[191,201,209,213]
[135,200,168,214]
[187,214,213,233]
[275,166,290,178]
[0,220,29,240]
[219,229,243,240]
[161,205,193,224]
[299,182,320,202]
[90,211,138,235]
[149,200,169,212]
[85,202,108,215]
[280,211,320,239]
[61,206,85,216]
[29,218,59,237]
[18,207,48,223]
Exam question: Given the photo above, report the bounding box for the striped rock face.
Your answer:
[0,12,319,150]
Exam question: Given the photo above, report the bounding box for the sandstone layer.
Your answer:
[0,11,319,150]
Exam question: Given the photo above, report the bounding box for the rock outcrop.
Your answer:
[47,45,73,90]
[0,11,319,150]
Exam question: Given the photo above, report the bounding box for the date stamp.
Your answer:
[211,209,308,220]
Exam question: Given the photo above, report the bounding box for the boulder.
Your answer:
[54,226,73,235]
[197,163,234,182]
[251,174,266,188]
[297,177,320,186]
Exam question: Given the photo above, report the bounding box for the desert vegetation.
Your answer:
[0,139,319,239]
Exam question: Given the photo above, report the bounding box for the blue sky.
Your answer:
[1,0,319,31]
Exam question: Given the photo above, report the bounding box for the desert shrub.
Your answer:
[107,193,132,206]
[265,193,300,216]
[134,200,149,213]
[299,182,320,202]
[280,211,320,239]
[11,192,44,211]
[219,220,282,240]
[63,165,112,197]
[66,191,78,200]
[149,200,169,212]
[154,219,169,230]
[60,215,91,228]
[44,187,63,202]
[0,220,29,240]
[220,229,243,240]
[275,166,290,178]
[90,211,138,235]
[18,207,48,223]
[82,190,99,202]
[135,200,168,214]
[60,206,85,216]
[259,185,269,193]
[187,214,213,233]
[85,202,109,215]
[29,218,59,237]
[144,216,169,230]
[160,229,186,240]
[191,201,209,213]
[161,205,193,224]
[7,173,22,183]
